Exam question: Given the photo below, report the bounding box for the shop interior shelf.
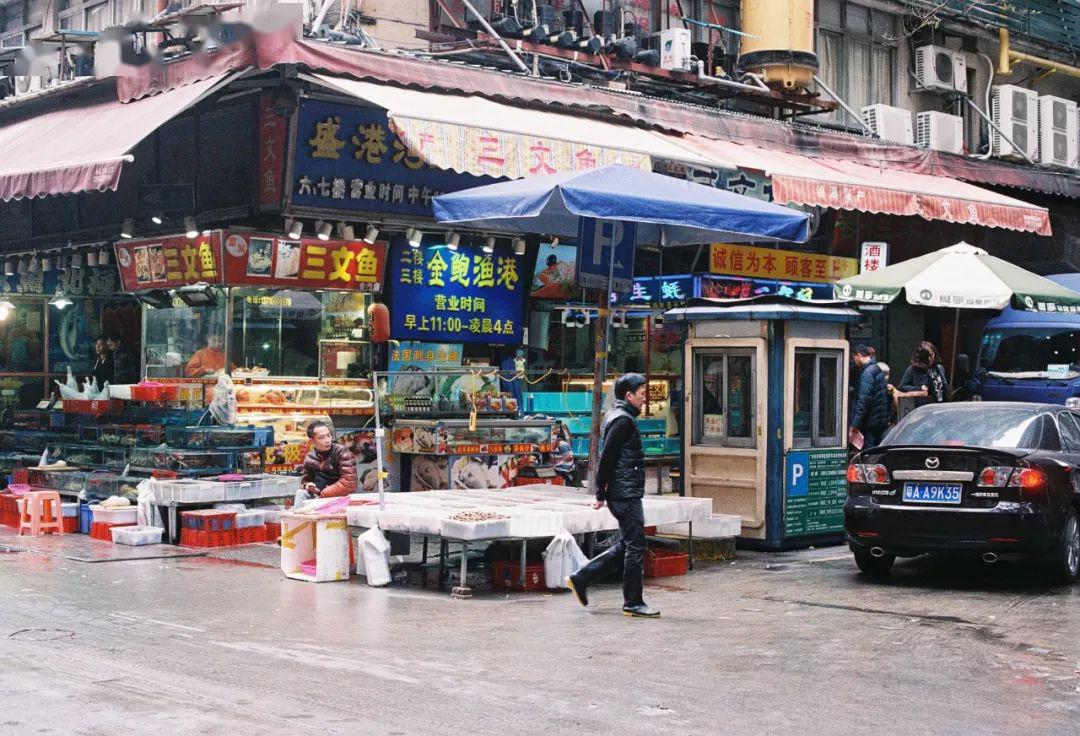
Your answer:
[164,425,274,449]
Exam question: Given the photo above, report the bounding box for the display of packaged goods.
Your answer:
[164,425,274,449]
[235,383,374,411]
[89,504,138,525]
[111,526,164,546]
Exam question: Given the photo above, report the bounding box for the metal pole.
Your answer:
[812,74,874,136]
[373,369,387,510]
[588,225,619,491]
[458,0,532,75]
[949,307,960,390]
[957,92,1038,166]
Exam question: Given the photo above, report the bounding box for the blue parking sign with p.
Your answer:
[786,452,810,497]
[576,217,637,294]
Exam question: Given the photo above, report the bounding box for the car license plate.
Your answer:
[902,482,962,505]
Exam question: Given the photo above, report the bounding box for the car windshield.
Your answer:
[883,406,1057,450]
[979,328,1080,373]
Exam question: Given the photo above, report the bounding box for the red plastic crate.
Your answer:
[90,521,135,541]
[644,526,658,536]
[180,528,238,548]
[180,510,236,532]
[62,516,78,534]
[265,522,281,543]
[236,526,268,545]
[130,384,180,402]
[491,560,546,591]
[644,548,689,578]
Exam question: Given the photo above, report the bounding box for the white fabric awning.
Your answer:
[304,73,714,179]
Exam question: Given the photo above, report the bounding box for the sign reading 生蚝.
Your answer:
[388,240,527,345]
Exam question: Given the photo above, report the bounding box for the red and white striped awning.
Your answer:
[679,136,1052,236]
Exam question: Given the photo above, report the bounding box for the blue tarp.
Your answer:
[432,164,810,246]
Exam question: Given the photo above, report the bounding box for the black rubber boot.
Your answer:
[566,573,588,607]
[622,603,661,618]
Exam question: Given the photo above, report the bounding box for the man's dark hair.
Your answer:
[307,420,332,439]
[614,373,647,401]
[852,344,874,358]
[546,254,558,267]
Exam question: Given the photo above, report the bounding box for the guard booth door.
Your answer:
[684,338,768,539]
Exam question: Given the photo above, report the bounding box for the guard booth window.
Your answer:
[793,349,843,448]
[694,350,755,448]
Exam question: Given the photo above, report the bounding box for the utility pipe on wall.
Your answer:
[998,27,1080,80]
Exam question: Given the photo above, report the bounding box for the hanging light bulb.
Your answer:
[287,218,303,239]
[446,232,460,251]
[483,236,496,254]
[86,250,98,268]
[341,224,356,241]
[316,221,333,241]
[363,225,379,244]
[184,217,199,238]
[550,237,559,248]
[3,259,13,276]
[408,228,422,248]
[49,289,72,309]
[151,212,164,225]
[17,257,27,275]
[40,256,51,272]
[513,236,526,256]
[120,218,134,239]
[97,248,110,266]
[27,256,39,273]
[70,251,83,269]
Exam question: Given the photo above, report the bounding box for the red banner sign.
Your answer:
[114,232,225,291]
[222,231,387,291]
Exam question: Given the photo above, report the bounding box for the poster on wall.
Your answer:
[449,454,534,490]
[115,233,225,291]
[530,242,581,300]
[387,341,464,398]
[222,231,387,291]
[388,240,527,344]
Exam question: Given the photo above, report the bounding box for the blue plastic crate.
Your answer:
[78,503,92,534]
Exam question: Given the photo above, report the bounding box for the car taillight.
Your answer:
[978,467,1013,487]
[847,464,889,485]
[1012,468,1046,491]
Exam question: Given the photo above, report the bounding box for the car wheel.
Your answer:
[1053,509,1080,584]
[851,544,895,577]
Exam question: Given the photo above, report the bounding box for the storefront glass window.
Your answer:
[792,349,843,448]
[0,301,45,373]
[0,376,46,410]
[694,350,755,448]
[143,292,227,379]
[229,289,372,380]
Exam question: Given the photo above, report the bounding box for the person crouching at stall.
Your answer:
[299,421,358,499]
[566,373,659,619]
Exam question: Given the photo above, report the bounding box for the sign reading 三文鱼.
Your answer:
[115,233,225,291]
[222,232,386,292]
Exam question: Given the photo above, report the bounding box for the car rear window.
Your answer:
[883,407,1060,451]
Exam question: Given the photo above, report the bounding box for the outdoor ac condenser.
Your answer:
[914,45,968,94]
[991,85,1039,161]
[916,111,964,154]
[1037,94,1079,168]
[862,104,915,145]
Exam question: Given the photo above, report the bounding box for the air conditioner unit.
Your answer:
[11,76,44,97]
[916,111,964,154]
[991,85,1039,160]
[659,27,692,71]
[862,104,914,145]
[915,45,968,94]
[1038,94,1079,168]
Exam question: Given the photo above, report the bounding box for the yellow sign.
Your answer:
[710,243,857,284]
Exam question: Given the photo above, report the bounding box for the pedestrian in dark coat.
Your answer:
[899,341,949,406]
[567,373,658,618]
[850,345,890,450]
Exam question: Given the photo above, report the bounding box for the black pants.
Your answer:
[862,425,887,450]
[574,498,646,606]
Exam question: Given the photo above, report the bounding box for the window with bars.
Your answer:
[814,0,898,125]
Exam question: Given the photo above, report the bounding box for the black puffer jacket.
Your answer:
[596,400,645,502]
[851,360,890,431]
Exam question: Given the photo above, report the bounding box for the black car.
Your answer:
[845,402,1080,582]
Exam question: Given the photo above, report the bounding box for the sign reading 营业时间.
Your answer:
[388,240,526,345]
[289,101,500,217]
[784,449,848,538]
[711,243,857,284]
[115,233,225,292]
[222,232,386,292]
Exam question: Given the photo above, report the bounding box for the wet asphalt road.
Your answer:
[1,536,1079,736]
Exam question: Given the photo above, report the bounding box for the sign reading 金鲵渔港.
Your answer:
[388,240,527,345]
[711,243,857,284]
[289,101,500,217]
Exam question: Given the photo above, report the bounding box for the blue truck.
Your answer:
[974,273,1080,404]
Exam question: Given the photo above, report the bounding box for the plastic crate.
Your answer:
[180,527,238,548]
[235,510,266,528]
[236,525,268,545]
[89,505,138,525]
[111,526,163,546]
[644,548,689,578]
[79,504,92,534]
[180,510,236,532]
[62,516,78,534]
[265,521,281,542]
[491,560,545,591]
[130,383,180,402]
[90,521,135,541]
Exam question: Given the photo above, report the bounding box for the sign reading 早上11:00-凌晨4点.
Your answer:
[388,241,527,345]
[289,101,500,216]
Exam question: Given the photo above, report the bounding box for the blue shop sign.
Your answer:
[388,239,527,345]
[699,275,832,302]
[611,275,696,309]
[290,101,499,216]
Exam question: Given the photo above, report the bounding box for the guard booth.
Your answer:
[666,295,862,549]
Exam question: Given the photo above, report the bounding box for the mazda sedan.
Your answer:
[844,402,1080,582]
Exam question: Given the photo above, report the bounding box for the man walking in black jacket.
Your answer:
[567,373,659,618]
[851,345,890,450]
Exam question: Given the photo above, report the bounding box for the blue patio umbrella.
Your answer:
[431,163,811,492]
[432,164,811,245]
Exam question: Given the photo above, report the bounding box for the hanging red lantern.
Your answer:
[368,302,390,343]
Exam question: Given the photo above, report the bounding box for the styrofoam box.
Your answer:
[111,526,163,546]
[256,505,286,524]
[61,502,79,517]
[90,505,138,525]
[440,515,512,541]
[235,511,265,528]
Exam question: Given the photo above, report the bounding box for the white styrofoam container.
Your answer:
[90,505,138,525]
[61,502,79,518]
[256,505,286,524]
[111,525,163,546]
[235,510,266,528]
[440,515,511,541]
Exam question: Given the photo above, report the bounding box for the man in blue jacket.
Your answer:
[851,345,890,449]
